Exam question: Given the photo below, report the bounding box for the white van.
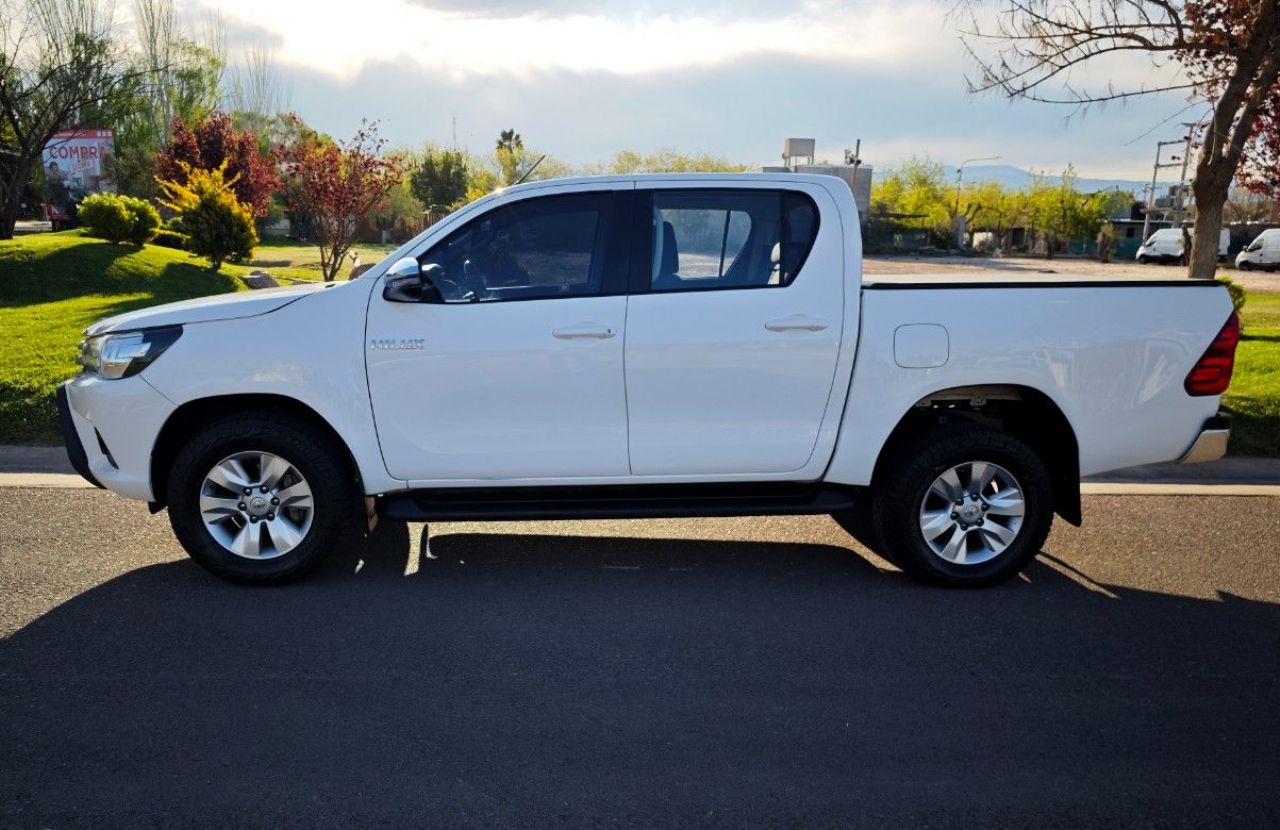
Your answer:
[1235,229,1280,271]
[1136,227,1229,264]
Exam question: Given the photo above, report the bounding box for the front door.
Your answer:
[624,184,845,476]
[366,189,632,482]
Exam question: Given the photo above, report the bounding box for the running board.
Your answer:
[377,482,858,522]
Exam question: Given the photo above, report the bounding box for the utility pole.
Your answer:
[1140,138,1186,242]
[953,155,1000,250]
[1170,122,1199,227]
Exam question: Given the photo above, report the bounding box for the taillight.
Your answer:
[1184,312,1240,396]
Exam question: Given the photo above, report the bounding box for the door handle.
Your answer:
[553,324,617,340]
[765,314,828,332]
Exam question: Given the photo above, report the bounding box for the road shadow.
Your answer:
[2,522,1279,826]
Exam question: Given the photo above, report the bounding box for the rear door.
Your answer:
[623,182,845,477]
[366,187,634,482]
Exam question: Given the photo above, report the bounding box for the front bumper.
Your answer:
[57,375,176,501]
[56,384,102,488]
[1179,414,1230,464]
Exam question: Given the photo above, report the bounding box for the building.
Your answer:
[760,138,874,216]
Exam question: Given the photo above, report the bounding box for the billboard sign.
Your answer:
[43,129,115,222]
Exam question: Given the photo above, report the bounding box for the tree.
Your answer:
[105,35,223,199]
[366,180,424,243]
[957,0,1280,278]
[157,161,257,270]
[156,111,278,218]
[593,148,748,174]
[0,0,143,238]
[277,118,408,281]
[870,156,951,234]
[496,128,524,185]
[409,146,468,209]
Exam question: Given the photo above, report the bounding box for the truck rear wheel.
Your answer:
[872,426,1053,587]
[167,413,360,585]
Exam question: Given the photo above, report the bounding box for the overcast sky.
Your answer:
[191,0,1199,178]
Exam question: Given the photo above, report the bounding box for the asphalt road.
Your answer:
[2,488,1279,828]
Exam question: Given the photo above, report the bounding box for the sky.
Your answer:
[188,0,1203,179]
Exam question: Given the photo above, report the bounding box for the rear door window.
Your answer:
[646,189,819,292]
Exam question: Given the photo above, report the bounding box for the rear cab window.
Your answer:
[642,188,820,292]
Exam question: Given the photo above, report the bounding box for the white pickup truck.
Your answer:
[59,173,1239,587]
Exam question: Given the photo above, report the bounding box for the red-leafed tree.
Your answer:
[957,0,1280,279]
[1240,92,1280,205]
[157,111,279,219]
[276,117,409,281]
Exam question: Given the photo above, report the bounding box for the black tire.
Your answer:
[1137,255,1148,264]
[167,412,361,585]
[1238,261,1251,271]
[872,426,1054,587]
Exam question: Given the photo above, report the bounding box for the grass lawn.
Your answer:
[1223,292,1280,456]
[240,236,399,281]
[0,232,245,443]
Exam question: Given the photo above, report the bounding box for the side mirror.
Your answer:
[382,257,442,303]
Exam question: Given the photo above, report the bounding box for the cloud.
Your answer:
[402,0,847,20]
[192,0,949,78]
[276,50,1186,179]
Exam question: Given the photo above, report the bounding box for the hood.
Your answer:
[86,283,330,336]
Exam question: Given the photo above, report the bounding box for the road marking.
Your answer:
[1,475,1279,497]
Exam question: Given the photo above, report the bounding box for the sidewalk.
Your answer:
[4,444,1279,487]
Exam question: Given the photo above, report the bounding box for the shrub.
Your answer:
[77,193,131,243]
[1218,275,1248,329]
[123,196,160,246]
[157,162,258,270]
[152,229,188,250]
[77,193,160,246]
[1218,274,1247,314]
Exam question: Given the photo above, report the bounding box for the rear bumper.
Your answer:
[1179,414,1230,464]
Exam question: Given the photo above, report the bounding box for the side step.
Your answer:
[377,482,858,522]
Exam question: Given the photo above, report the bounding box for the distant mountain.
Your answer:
[948,164,1152,196]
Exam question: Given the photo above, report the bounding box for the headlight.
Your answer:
[78,327,182,379]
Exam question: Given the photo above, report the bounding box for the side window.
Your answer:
[649,189,819,291]
[420,192,612,303]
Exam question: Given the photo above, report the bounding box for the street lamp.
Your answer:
[954,156,1000,249]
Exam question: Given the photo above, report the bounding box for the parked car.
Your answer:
[1136,227,1230,264]
[60,174,1239,587]
[1236,228,1280,271]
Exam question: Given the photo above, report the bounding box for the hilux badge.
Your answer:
[369,338,426,351]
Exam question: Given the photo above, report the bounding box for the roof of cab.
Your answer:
[497,171,849,196]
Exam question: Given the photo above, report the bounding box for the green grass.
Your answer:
[1224,293,1280,456]
[237,236,398,281]
[0,232,245,443]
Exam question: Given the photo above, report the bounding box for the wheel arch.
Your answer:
[871,383,1082,526]
[149,393,365,511]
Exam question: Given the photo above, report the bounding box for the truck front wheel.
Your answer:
[166,413,360,585]
[873,426,1054,587]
